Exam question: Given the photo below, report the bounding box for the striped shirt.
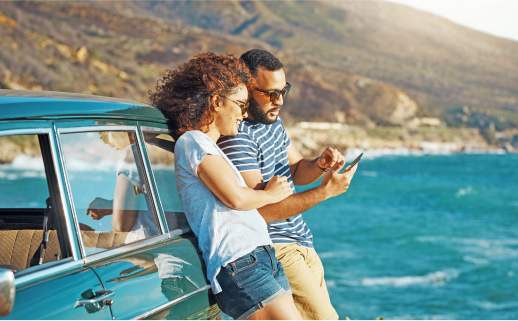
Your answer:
[218,118,314,248]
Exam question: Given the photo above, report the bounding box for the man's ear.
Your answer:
[210,95,222,112]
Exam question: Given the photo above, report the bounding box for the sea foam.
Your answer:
[360,269,459,287]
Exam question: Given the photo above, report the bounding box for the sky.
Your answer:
[388,0,518,42]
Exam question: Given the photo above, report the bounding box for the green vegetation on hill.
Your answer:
[0,0,517,150]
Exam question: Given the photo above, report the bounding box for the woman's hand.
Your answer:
[264,176,293,203]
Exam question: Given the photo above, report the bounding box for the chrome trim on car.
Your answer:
[14,259,82,290]
[56,125,137,134]
[55,129,87,259]
[50,124,81,260]
[0,128,51,136]
[136,126,168,234]
[139,126,169,133]
[135,284,212,320]
[82,234,172,265]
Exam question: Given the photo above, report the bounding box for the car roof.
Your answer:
[0,89,166,122]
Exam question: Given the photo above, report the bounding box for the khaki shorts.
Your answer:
[273,243,339,320]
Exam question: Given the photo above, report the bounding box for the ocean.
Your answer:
[302,153,518,319]
[2,153,517,319]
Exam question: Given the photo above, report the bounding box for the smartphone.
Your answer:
[345,152,363,171]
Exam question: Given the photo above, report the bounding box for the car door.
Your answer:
[90,237,216,320]
[0,123,112,320]
[138,123,220,319]
[56,120,217,319]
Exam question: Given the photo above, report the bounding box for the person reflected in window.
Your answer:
[86,132,158,244]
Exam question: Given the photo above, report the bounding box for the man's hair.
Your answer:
[149,52,250,139]
[240,49,283,76]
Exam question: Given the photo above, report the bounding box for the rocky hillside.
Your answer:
[1,0,517,135]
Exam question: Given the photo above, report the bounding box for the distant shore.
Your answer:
[1,123,516,165]
[287,123,517,158]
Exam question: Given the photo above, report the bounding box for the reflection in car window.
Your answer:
[142,131,189,233]
[0,134,69,273]
[60,131,161,255]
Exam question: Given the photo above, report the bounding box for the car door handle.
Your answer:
[74,289,114,308]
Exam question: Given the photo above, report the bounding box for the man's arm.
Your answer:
[241,161,358,223]
[288,144,345,186]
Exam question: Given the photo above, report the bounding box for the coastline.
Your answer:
[287,123,516,159]
[1,123,516,165]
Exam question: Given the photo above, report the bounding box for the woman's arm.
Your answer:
[197,154,292,211]
[112,174,139,232]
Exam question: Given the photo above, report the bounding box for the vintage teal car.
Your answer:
[0,90,220,319]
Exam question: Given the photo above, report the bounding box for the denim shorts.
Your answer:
[214,245,291,319]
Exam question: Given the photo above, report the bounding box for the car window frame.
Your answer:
[0,123,78,286]
[55,121,170,264]
[138,124,191,237]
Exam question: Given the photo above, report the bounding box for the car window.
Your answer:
[0,134,70,274]
[142,131,189,233]
[60,130,161,255]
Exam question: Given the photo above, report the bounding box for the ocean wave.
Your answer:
[471,300,518,311]
[455,186,475,198]
[462,255,489,266]
[417,236,518,260]
[344,148,428,160]
[1,155,124,172]
[0,170,46,180]
[326,280,336,288]
[360,269,459,287]
[0,155,45,170]
[63,158,119,172]
[344,147,507,160]
[319,250,356,260]
[361,170,378,177]
[0,171,19,180]
[390,314,455,320]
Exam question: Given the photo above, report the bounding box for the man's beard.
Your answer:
[247,98,278,125]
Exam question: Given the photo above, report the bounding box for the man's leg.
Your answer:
[273,243,339,320]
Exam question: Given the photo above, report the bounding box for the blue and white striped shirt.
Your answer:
[218,118,314,248]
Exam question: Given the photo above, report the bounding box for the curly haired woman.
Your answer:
[150,52,301,320]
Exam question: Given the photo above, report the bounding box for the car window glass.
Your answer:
[142,131,189,233]
[0,134,69,273]
[60,131,161,255]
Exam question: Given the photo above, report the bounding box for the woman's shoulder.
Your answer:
[175,130,219,155]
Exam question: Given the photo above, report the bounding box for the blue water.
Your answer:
[2,154,517,319]
[301,154,518,319]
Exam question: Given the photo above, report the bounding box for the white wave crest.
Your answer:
[326,280,336,288]
[455,186,475,198]
[319,250,356,260]
[463,255,489,266]
[417,236,518,260]
[472,300,518,311]
[361,269,459,287]
[361,171,378,177]
[0,155,45,170]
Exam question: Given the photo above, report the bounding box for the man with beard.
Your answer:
[218,49,358,319]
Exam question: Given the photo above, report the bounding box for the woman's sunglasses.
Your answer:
[222,96,249,114]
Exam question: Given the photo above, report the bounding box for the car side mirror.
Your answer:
[0,268,15,316]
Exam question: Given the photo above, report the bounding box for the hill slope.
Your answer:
[1,0,517,132]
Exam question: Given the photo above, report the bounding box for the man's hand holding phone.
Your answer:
[319,152,362,199]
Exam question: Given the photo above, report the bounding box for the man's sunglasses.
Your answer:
[254,82,292,102]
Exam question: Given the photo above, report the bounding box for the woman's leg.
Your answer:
[248,292,302,320]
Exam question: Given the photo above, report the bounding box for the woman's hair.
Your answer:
[149,52,251,139]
